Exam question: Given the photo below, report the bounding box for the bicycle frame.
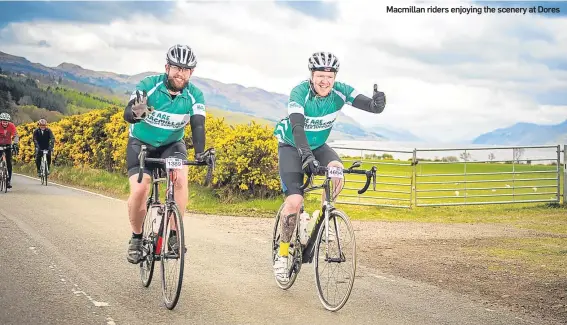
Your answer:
[298,162,376,264]
[137,144,216,255]
[145,168,170,257]
[42,150,49,171]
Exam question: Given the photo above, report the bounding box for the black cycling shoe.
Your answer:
[127,237,143,264]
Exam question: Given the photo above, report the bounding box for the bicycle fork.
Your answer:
[324,213,345,263]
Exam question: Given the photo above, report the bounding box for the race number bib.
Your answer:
[165,157,183,169]
[328,166,344,179]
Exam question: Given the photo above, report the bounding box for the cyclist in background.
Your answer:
[33,118,55,177]
[0,112,19,189]
[272,51,386,281]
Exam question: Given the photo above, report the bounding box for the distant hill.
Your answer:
[0,50,420,141]
[472,120,567,145]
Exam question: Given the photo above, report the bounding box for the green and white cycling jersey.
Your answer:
[129,74,205,147]
[273,80,358,150]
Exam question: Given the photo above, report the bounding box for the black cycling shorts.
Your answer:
[126,137,188,178]
[278,142,341,196]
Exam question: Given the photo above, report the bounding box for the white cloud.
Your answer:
[1,0,566,142]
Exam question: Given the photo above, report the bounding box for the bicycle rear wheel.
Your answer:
[314,209,357,312]
[140,201,157,287]
[271,203,301,290]
[160,202,185,310]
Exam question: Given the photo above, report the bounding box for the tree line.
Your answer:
[0,76,67,114]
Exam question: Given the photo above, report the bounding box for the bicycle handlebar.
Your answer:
[136,145,216,184]
[299,162,377,195]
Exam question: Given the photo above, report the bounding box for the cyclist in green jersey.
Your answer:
[123,44,208,264]
[272,51,386,281]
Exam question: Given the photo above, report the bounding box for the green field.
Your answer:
[315,157,563,208]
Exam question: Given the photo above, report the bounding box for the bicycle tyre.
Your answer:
[0,166,5,193]
[0,162,6,193]
[42,157,48,186]
[314,209,357,312]
[160,202,185,310]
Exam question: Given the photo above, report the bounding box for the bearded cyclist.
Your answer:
[0,112,19,189]
[272,51,386,281]
[123,44,208,264]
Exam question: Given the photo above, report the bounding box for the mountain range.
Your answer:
[472,120,567,146]
[0,50,420,142]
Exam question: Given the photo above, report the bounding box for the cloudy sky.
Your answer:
[0,0,566,143]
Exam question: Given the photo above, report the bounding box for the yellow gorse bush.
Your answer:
[15,106,283,199]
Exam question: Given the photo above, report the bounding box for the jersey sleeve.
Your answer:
[334,82,359,106]
[191,88,206,117]
[288,82,308,116]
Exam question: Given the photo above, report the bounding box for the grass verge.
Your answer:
[14,163,567,235]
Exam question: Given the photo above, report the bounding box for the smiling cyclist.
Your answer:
[123,44,208,264]
[272,51,386,281]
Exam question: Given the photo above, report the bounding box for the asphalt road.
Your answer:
[0,174,549,325]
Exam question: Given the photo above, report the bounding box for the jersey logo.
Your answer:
[304,116,337,131]
[144,111,190,130]
[193,103,206,116]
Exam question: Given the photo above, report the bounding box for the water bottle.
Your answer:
[150,204,163,234]
[299,211,310,245]
[307,210,320,237]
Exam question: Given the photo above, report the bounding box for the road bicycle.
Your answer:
[136,144,216,310]
[272,160,376,311]
[39,149,49,186]
[0,145,11,193]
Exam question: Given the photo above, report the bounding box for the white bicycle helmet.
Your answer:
[166,44,197,69]
[308,51,340,73]
[0,112,11,121]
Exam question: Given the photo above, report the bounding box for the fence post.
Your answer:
[412,148,417,208]
[563,144,567,205]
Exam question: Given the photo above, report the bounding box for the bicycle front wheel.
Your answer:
[314,209,357,312]
[41,158,48,186]
[160,203,185,310]
[0,167,5,193]
[1,163,7,193]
